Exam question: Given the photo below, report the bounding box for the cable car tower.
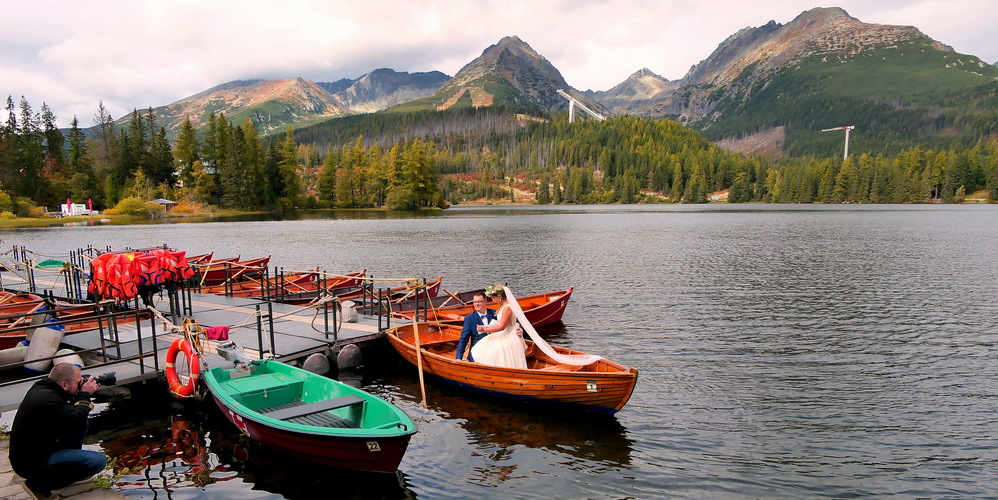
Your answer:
[557,89,606,123]
[822,125,856,159]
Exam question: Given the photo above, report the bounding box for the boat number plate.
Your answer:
[367,441,382,452]
[587,381,598,392]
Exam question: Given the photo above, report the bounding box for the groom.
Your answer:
[456,292,495,362]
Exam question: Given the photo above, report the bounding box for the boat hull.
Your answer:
[203,360,416,473]
[209,393,413,472]
[195,256,270,286]
[385,322,638,415]
[392,287,573,327]
[0,294,48,349]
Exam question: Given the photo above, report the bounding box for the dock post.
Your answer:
[255,303,265,359]
[266,300,276,357]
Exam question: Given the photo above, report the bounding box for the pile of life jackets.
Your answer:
[88,249,195,301]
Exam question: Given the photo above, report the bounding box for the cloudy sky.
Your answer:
[4,0,996,128]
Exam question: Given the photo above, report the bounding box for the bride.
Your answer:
[470,285,528,369]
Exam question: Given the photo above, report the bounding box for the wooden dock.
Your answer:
[0,286,403,413]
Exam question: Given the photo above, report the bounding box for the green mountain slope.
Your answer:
[700,37,998,156]
[389,74,536,113]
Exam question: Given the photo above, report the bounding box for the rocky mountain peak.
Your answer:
[437,35,571,110]
[587,67,677,115]
[332,68,449,112]
[655,7,944,121]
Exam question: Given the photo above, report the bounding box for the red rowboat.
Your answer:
[338,276,442,304]
[197,270,319,299]
[195,256,270,286]
[0,293,48,348]
[276,270,368,305]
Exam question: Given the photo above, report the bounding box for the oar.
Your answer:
[413,323,428,409]
[444,288,468,306]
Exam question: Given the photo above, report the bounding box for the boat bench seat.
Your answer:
[419,339,454,348]
[261,394,364,420]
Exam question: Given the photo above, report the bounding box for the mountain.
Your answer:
[322,68,449,113]
[585,68,678,115]
[639,7,998,156]
[393,35,589,113]
[131,69,449,137]
[152,78,347,135]
[117,14,996,157]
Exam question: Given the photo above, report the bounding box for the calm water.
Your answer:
[4,204,998,499]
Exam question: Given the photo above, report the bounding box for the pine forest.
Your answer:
[1,96,997,218]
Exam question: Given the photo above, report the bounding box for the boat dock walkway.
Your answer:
[0,282,402,412]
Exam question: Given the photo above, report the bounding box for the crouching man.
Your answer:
[9,363,107,498]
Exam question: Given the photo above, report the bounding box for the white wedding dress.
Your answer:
[470,305,528,369]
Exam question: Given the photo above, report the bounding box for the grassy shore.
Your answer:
[0,209,258,230]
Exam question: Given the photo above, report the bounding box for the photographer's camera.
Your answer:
[81,372,116,386]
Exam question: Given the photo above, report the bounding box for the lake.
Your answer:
[4,204,998,499]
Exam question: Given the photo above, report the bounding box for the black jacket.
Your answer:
[9,378,94,478]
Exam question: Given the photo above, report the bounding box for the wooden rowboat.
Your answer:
[392,287,573,327]
[275,270,368,305]
[195,256,270,286]
[197,270,319,299]
[46,300,152,333]
[185,252,216,265]
[385,322,638,415]
[0,293,48,349]
[338,276,443,304]
[361,286,478,316]
[203,358,417,473]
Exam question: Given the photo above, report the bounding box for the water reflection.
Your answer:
[89,390,416,499]
[10,204,998,498]
[385,372,634,470]
[200,408,417,500]
[102,414,234,492]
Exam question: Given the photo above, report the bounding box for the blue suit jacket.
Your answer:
[456,309,495,361]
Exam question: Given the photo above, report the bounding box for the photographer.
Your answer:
[9,363,107,498]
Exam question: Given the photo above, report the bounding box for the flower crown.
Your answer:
[484,285,502,298]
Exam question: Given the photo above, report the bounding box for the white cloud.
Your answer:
[2,0,995,128]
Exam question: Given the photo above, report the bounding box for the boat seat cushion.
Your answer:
[261,394,364,420]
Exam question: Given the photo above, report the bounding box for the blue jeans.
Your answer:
[30,423,107,492]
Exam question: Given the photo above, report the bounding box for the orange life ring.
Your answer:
[166,338,201,398]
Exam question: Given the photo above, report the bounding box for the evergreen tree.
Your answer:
[66,116,99,203]
[832,157,854,203]
[41,103,65,175]
[88,101,118,179]
[16,97,48,202]
[277,127,304,205]
[985,141,998,201]
[127,109,147,180]
[220,125,255,209]
[174,117,200,185]
[241,119,266,207]
[728,171,750,203]
[536,174,551,204]
[147,127,175,186]
[317,147,338,204]
[263,141,281,206]
[683,163,708,203]
[0,96,19,191]
[670,157,684,202]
